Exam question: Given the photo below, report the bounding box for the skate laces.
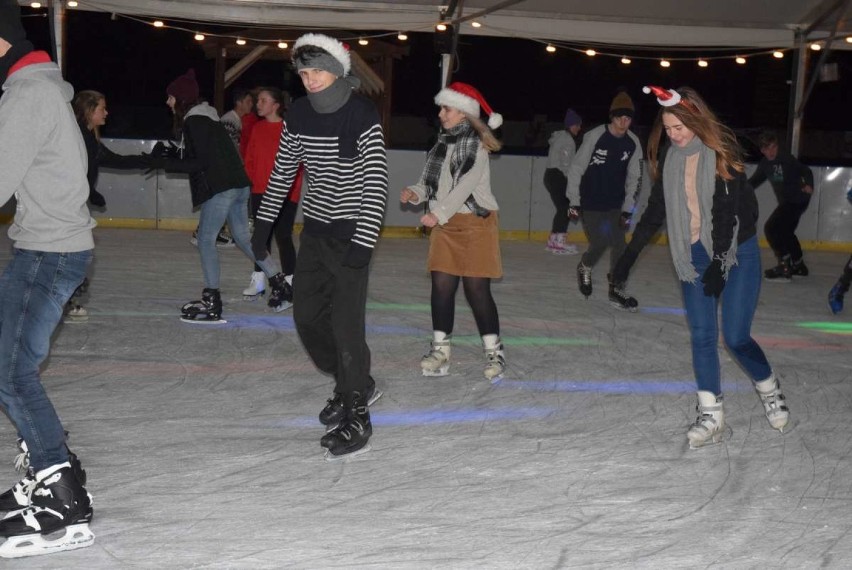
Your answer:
[758,388,787,413]
[579,265,592,285]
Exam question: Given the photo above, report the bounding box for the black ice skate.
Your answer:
[829,281,847,315]
[0,438,88,514]
[321,392,373,460]
[267,273,293,313]
[608,276,638,312]
[764,258,792,282]
[319,377,382,429]
[0,463,94,559]
[790,259,809,276]
[577,262,593,298]
[181,288,225,324]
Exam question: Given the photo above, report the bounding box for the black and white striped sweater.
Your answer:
[257,93,388,250]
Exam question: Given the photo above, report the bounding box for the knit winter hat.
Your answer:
[0,0,27,44]
[292,33,351,77]
[166,69,200,103]
[435,82,503,129]
[609,91,634,118]
[564,108,582,129]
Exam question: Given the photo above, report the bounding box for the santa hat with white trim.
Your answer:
[292,33,352,77]
[642,85,682,107]
[435,82,503,129]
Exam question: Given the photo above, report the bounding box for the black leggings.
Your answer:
[430,271,499,337]
[543,168,570,233]
[840,254,852,288]
[250,193,298,275]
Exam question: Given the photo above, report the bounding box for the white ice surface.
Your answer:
[0,229,850,569]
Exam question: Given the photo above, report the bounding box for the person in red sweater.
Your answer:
[242,86,303,309]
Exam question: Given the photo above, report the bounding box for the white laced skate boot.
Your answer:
[483,334,506,380]
[421,332,451,377]
[687,391,725,449]
[0,462,94,558]
[754,374,790,431]
[242,271,266,300]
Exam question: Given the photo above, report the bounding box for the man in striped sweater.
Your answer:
[252,34,388,460]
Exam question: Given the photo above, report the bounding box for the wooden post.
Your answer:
[214,42,226,115]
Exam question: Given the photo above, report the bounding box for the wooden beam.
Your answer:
[224,45,270,89]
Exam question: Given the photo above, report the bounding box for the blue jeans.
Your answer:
[197,187,277,289]
[681,236,772,395]
[0,248,92,471]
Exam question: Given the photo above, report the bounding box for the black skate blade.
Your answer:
[180,316,227,325]
[269,301,293,313]
[324,443,372,462]
[609,301,638,313]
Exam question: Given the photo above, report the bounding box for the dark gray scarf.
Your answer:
[422,121,489,217]
[663,138,738,282]
[307,77,359,114]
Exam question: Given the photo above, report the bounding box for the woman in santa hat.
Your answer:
[611,86,789,449]
[400,81,506,380]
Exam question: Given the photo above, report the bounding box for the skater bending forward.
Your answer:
[251,34,388,459]
[400,82,506,380]
[0,2,94,557]
[611,85,790,448]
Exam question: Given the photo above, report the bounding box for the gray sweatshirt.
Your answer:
[0,61,95,252]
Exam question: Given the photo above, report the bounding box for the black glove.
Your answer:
[88,189,106,208]
[620,211,632,229]
[342,243,372,268]
[251,219,274,262]
[151,140,181,159]
[701,259,726,298]
[612,249,638,285]
[568,206,581,221]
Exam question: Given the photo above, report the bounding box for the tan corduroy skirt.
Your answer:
[427,211,502,278]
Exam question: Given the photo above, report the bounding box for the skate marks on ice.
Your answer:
[0,234,850,566]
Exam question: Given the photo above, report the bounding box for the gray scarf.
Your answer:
[307,77,359,114]
[662,138,738,282]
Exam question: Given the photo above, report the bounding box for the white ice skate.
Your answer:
[242,271,266,300]
[483,338,506,381]
[687,391,726,449]
[421,334,451,377]
[754,374,790,431]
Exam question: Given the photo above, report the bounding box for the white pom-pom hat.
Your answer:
[435,82,503,129]
[293,33,351,76]
[642,85,682,107]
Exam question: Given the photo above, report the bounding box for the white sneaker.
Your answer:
[482,334,505,380]
[754,374,790,431]
[687,391,725,448]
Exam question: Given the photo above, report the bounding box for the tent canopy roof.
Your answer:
[53,0,852,48]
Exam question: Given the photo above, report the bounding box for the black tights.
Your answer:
[430,271,499,337]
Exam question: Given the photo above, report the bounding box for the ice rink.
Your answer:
[1,228,850,569]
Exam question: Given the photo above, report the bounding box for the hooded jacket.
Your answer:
[0,55,95,252]
[158,102,251,208]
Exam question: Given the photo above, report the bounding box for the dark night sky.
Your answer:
[18,8,852,157]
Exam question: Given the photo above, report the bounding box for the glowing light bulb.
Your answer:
[585,49,596,56]
[546,44,556,53]
[30,2,41,7]
[236,38,246,46]
[810,43,822,51]
[735,56,746,64]
[397,32,408,41]
[67,1,78,6]
[153,20,164,28]
[471,21,482,28]
[698,59,708,68]
[194,33,205,41]
[660,59,671,68]
[278,41,288,49]
[436,23,447,31]
[358,38,369,46]
[773,50,784,58]
[621,57,631,65]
